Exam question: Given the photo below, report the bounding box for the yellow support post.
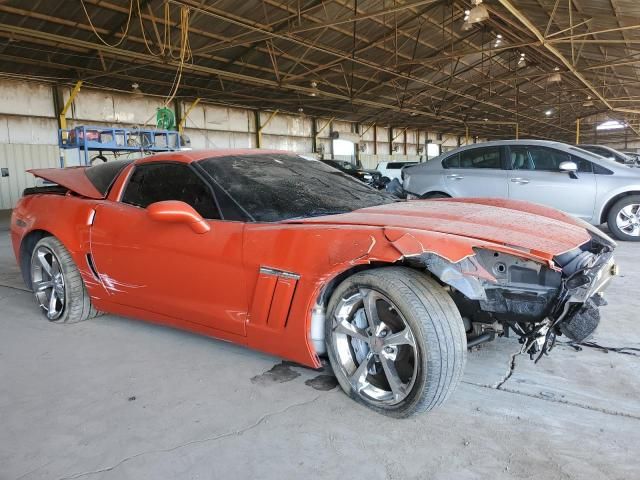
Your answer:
[515,122,519,139]
[59,80,83,131]
[576,117,581,144]
[465,124,470,145]
[314,116,335,149]
[178,98,201,134]
[257,109,279,148]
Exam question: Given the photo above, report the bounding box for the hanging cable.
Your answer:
[137,0,166,56]
[80,0,134,48]
[163,5,192,106]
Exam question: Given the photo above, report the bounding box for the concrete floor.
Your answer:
[1,212,639,480]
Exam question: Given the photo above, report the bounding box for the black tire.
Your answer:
[325,267,467,417]
[421,192,450,199]
[30,237,100,323]
[606,195,640,242]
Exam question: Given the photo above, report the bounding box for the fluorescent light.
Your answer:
[596,120,626,130]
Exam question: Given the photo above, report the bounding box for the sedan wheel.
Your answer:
[607,195,640,242]
[325,267,467,417]
[615,204,640,237]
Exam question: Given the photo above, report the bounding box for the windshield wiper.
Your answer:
[286,209,351,220]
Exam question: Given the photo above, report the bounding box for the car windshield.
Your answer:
[570,146,626,167]
[198,154,395,222]
[327,160,356,171]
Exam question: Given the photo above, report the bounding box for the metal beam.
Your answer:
[498,0,640,117]
[257,109,279,148]
[59,80,82,131]
[178,97,200,134]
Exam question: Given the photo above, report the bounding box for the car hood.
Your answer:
[288,198,591,257]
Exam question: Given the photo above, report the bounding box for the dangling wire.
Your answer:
[163,5,192,106]
[137,0,166,56]
[80,0,134,48]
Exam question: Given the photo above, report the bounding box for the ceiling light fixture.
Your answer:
[597,120,626,131]
[545,109,553,116]
[548,72,562,83]
[131,82,143,97]
[467,0,489,24]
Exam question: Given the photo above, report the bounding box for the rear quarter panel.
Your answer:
[11,194,98,286]
[593,174,640,224]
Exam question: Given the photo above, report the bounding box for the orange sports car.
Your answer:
[10,150,618,417]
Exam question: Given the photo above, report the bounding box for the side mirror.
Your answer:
[147,200,210,234]
[559,161,578,172]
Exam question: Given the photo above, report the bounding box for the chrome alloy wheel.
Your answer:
[31,246,66,320]
[330,288,418,406]
[616,203,640,237]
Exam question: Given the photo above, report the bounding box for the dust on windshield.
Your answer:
[198,154,395,222]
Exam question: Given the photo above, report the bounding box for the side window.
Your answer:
[121,163,220,219]
[510,146,533,170]
[459,147,502,169]
[571,155,593,173]
[526,147,570,171]
[442,153,460,169]
[593,163,613,175]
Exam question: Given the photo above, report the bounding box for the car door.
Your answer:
[441,145,509,197]
[89,161,248,336]
[507,145,597,221]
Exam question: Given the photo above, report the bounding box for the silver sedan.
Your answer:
[402,139,640,241]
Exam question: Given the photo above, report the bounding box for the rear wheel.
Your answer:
[325,267,466,417]
[607,195,640,241]
[30,237,100,323]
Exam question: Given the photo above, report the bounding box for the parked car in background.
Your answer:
[579,144,634,165]
[321,159,385,188]
[622,151,640,164]
[376,161,418,181]
[402,139,640,241]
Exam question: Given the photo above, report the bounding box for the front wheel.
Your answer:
[607,195,640,241]
[325,267,467,417]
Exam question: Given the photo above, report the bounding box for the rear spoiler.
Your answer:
[28,167,104,199]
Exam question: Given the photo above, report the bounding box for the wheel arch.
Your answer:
[420,191,451,199]
[599,190,640,224]
[310,260,438,356]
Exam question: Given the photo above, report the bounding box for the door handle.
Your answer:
[510,177,530,184]
[446,174,464,180]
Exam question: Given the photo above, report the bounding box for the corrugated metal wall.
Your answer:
[0,144,59,209]
[0,78,484,210]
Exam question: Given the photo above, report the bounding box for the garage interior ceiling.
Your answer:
[0,0,639,142]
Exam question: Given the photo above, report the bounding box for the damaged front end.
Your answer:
[417,232,618,360]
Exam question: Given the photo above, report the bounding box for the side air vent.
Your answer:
[249,267,300,329]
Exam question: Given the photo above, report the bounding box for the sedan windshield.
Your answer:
[325,160,357,171]
[198,154,395,222]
